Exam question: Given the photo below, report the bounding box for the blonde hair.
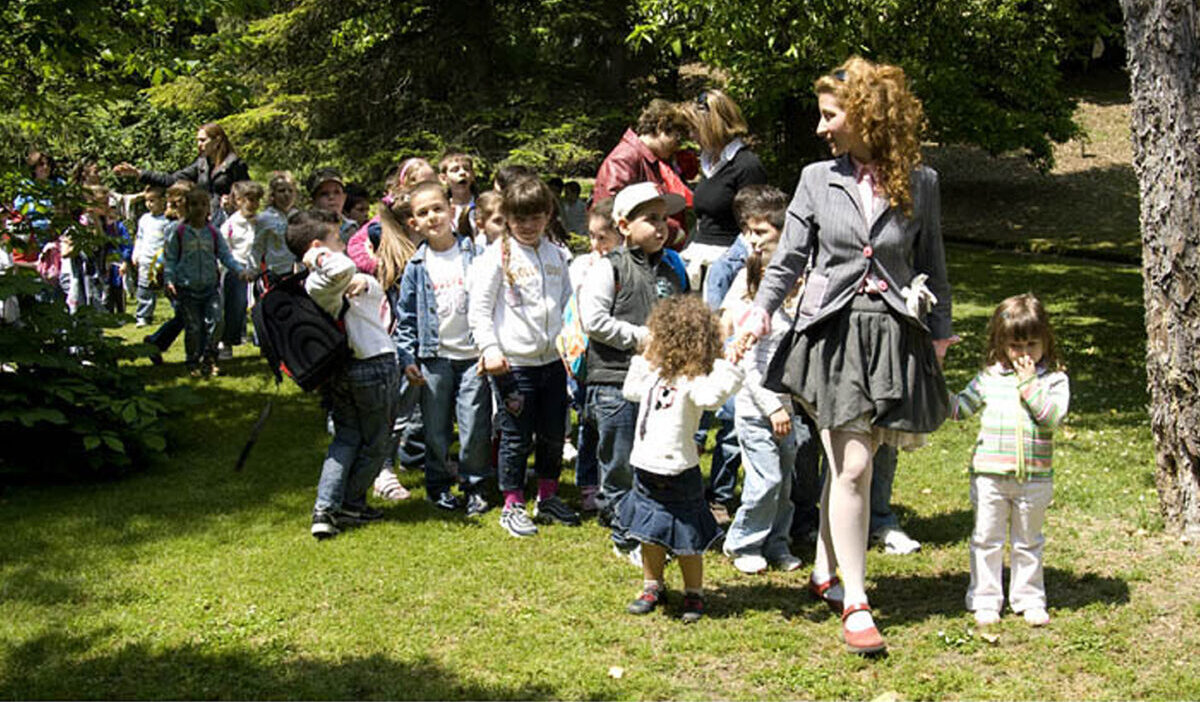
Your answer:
[644,295,724,381]
[374,187,420,291]
[984,293,1062,371]
[814,56,925,216]
[686,89,749,156]
[387,157,436,196]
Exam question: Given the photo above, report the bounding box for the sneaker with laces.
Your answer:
[373,465,411,502]
[681,593,705,623]
[337,504,384,524]
[974,609,1001,626]
[533,495,581,526]
[627,586,664,615]
[430,490,461,511]
[499,503,538,537]
[311,510,340,540]
[464,492,490,517]
[1023,607,1050,626]
[872,527,922,555]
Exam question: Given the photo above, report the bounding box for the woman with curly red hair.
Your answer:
[733,57,956,654]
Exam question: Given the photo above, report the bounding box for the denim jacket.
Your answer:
[163,221,243,291]
[395,234,483,366]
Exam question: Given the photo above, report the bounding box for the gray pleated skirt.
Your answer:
[764,294,949,446]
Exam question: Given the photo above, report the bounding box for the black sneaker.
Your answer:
[430,490,461,511]
[464,492,490,517]
[533,495,581,526]
[627,586,664,615]
[681,593,705,623]
[337,504,384,524]
[311,510,340,540]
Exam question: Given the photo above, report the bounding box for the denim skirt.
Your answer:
[616,466,722,556]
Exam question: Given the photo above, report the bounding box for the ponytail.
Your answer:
[375,197,418,291]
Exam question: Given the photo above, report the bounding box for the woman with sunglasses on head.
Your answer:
[731,57,956,655]
[681,89,768,293]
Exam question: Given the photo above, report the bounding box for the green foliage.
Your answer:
[631,0,1094,173]
[0,273,174,479]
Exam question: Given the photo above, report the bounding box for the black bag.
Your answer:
[251,270,351,392]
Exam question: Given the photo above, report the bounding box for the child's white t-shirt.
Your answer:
[133,212,169,265]
[221,212,257,268]
[424,244,476,360]
[720,270,799,418]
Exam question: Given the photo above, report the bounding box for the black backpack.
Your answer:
[251,270,351,392]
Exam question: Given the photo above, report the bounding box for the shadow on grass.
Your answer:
[703,566,1128,627]
[0,631,555,700]
[892,505,973,547]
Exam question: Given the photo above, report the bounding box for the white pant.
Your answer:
[966,474,1053,613]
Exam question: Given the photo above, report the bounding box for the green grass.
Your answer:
[2,244,1197,700]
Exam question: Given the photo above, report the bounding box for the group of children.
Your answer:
[8,148,1071,634]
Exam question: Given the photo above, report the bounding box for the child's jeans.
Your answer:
[176,286,222,368]
[571,378,599,490]
[135,260,157,323]
[419,357,493,496]
[316,353,400,513]
[703,399,742,507]
[725,412,797,560]
[966,474,1053,613]
[493,361,568,494]
[583,383,638,549]
[221,269,248,347]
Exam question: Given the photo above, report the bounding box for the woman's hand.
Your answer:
[112,163,140,178]
[932,335,960,367]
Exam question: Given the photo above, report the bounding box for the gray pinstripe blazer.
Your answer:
[754,155,952,340]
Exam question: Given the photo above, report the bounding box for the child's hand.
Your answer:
[1013,354,1037,382]
[404,364,425,386]
[345,275,370,298]
[768,407,792,438]
[479,352,511,376]
[239,269,255,282]
[728,331,758,363]
[165,283,177,299]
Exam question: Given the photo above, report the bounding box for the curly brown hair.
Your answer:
[643,294,724,381]
[635,99,690,141]
[814,56,925,217]
[983,293,1062,371]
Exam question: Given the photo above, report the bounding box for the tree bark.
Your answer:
[1121,0,1200,536]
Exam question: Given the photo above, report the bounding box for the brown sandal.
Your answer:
[807,574,843,613]
[841,602,886,655]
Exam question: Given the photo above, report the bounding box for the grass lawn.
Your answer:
[4,74,1198,699]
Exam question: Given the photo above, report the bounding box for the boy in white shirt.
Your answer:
[132,185,169,327]
[287,209,399,540]
[219,180,263,357]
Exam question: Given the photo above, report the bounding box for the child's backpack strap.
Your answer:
[173,222,221,262]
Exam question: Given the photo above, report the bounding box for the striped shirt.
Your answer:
[949,363,1070,480]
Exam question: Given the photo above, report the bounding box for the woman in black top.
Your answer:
[682,89,768,292]
[113,122,249,227]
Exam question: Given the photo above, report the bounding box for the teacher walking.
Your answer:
[733,57,955,655]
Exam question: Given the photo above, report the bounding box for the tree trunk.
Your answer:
[1121,0,1200,537]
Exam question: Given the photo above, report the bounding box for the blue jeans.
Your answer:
[221,271,248,346]
[726,412,797,559]
[571,378,599,489]
[419,357,493,495]
[492,361,568,493]
[870,445,900,534]
[395,378,426,470]
[135,262,157,323]
[704,398,742,505]
[316,354,400,513]
[176,286,222,368]
[584,383,638,549]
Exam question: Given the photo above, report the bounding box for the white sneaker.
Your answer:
[731,554,768,574]
[1023,608,1050,626]
[561,440,578,462]
[874,527,922,555]
[613,543,642,568]
[974,609,1001,626]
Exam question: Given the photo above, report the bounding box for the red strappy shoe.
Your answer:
[807,574,843,613]
[841,602,886,655]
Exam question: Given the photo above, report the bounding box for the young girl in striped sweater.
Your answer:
[949,293,1069,628]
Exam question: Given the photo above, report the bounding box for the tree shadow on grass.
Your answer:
[0,630,555,700]
[702,566,1128,627]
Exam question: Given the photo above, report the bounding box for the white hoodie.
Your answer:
[468,236,571,367]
